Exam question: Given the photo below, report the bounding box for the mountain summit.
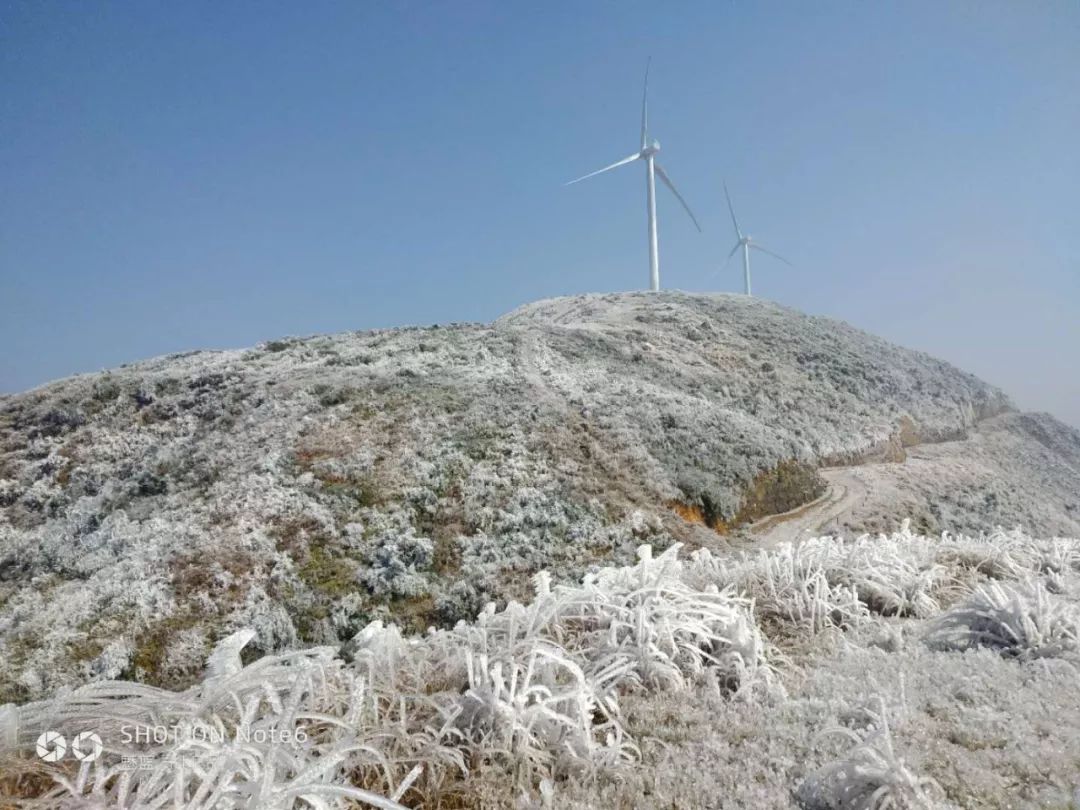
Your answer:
[1,292,1077,701]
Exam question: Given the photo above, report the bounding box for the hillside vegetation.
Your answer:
[3,292,1078,707]
[4,523,1079,808]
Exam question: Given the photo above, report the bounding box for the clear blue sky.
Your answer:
[2,2,1078,426]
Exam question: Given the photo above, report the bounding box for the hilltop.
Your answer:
[1,292,1078,703]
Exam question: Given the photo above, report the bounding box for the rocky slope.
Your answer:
[1,291,1075,702]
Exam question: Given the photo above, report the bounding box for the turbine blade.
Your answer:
[655,163,702,232]
[641,57,651,150]
[727,242,740,259]
[751,244,793,266]
[711,244,739,278]
[565,152,642,186]
[723,182,742,239]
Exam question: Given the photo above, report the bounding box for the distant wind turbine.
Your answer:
[722,182,791,296]
[566,60,701,292]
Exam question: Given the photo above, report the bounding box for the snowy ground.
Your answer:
[826,412,1080,538]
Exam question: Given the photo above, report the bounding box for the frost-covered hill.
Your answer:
[1,291,1077,704]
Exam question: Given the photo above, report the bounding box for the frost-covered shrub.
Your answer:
[797,700,942,810]
[735,544,867,633]
[565,544,768,694]
[828,522,949,618]
[360,529,434,598]
[454,641,632,780]
[1033,537,1080,576]
[935,530,1033,582]
[699,524,951,636]
[925,580,1080,661]
[435,579,486,625]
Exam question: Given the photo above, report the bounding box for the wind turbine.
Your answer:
[566,60,701,292]
[723,182,791,296]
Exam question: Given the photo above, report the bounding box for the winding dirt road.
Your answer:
[748,465,876,547]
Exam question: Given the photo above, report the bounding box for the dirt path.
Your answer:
[748,465,875,547]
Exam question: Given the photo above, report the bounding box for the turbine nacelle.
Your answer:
[640,140,660,158]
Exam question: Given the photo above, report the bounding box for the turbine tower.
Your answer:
[566,60,701,292]
[723,182,791,296]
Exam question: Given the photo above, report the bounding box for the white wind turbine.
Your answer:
[723,182,791,296]
[566,60,701,292]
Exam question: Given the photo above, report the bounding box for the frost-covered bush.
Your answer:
[360,529,434,598]
[1032,537,1080,584]
[689,526,1080,648]
[693,522,955,636]
[726,544,867,633]
[567,545,768,694]
[826,523,950,619]
[454,641,633,780]
[797,700,943,810]
[925,580,1080,661]
[434,579,486,625]
[934,530,1033,582]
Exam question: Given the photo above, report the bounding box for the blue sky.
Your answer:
[2,2,1078,426]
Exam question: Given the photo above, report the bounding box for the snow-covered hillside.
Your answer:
[0,292,1076,711]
